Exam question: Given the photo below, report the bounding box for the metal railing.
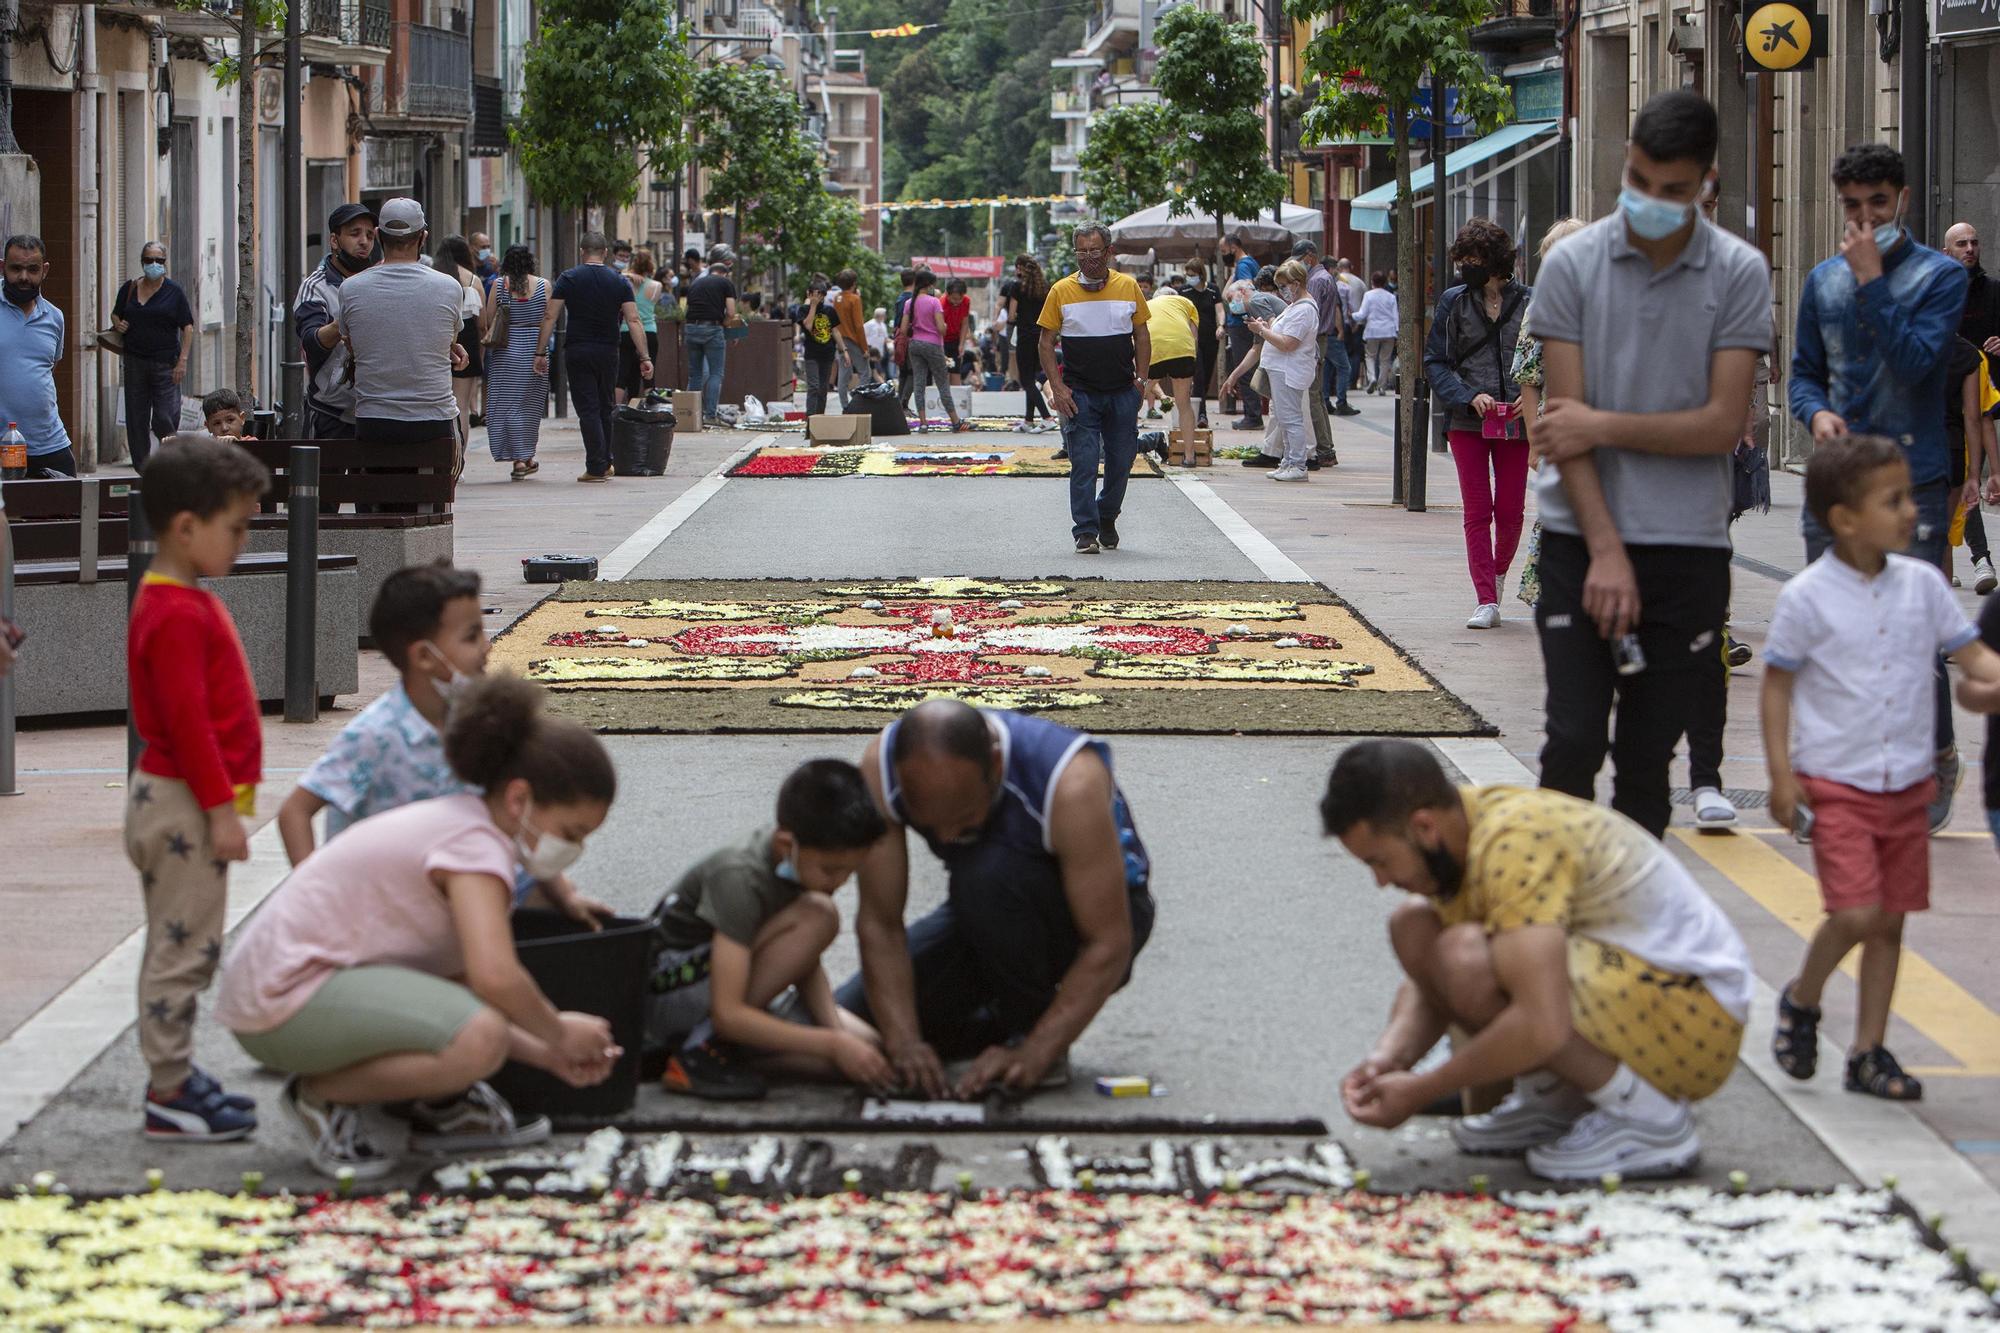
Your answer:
[1050,144,1079,172]
[472,76,507,151]
[398,22,472,119]
[307,0,391,46]
[1486,0,1556,17]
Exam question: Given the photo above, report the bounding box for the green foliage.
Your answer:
[515,0,692,211]
[688,63,843,285]
[1153,7,1285,236]
[832,0,1082,261]
[1291,0,1512,146]
[1078,102,1176,221]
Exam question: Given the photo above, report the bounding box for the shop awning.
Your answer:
[1348,121,1559,234]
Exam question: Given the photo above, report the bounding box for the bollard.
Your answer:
[0,512,19,796]
[125,491,154,775]
[284,446,320,724]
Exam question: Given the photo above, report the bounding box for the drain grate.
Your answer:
[1671,786,1769,809]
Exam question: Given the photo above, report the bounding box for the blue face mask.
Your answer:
[477,247,493,262]
[1618,186,1693,242]
[1873,206,1906,252]
[1228,299,1247,315]
[775,850,799,883]
[142,261,166,280]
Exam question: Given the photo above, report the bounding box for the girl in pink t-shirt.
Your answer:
[218,675,621,1181]
[897,268,965,431]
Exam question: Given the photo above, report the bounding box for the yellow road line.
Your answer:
[1674,830,2000,1077]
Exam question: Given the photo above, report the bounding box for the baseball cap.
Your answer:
[377,197,427,237]
[327,202,377,233]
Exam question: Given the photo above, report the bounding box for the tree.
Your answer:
[1077,102,1175,222]
[516,0,692,214]
[687,63,832,288]
[1153,6,1284,252]
[1292,0,1511,501]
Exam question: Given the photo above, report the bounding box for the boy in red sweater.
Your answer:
[126,438,271,1141]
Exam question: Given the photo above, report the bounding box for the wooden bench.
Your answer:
[236,438,457,622]
[3,477,360,717]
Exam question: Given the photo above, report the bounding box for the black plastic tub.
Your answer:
[488,910,657,1123]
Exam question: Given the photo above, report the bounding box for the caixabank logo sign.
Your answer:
[1743,1,1827,71]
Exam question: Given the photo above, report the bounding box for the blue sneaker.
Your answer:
[185,1064,256,1113]
[144,1080,257,1142]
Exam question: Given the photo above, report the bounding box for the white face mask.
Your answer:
[515,803,585,880]
[421,642,473,705]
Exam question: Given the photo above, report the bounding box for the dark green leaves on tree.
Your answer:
[516,0,692,211]
[1155,6,1284,236]
[1078,103,1176,223]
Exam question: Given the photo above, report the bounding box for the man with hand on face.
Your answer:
[1791,144,1971,832]
[836,700,1156,1101]
[1525,90,1771,840]
[294,204,380,440]
[1323,741,1753,1182]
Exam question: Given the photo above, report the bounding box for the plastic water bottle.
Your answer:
[0,422,26,481]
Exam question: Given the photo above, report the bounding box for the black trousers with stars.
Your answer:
[124,771,228,1094]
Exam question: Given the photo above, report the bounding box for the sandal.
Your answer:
[1845,1045,1923,1101]
[510,463,529,481]
[1772,984,1821,1081]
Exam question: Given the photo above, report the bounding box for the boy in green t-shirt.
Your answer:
[650,759,892,1100]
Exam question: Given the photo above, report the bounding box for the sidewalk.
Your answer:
[0,420,746,1039]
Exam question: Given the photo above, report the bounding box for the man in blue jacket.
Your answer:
[1790,142,1970,832]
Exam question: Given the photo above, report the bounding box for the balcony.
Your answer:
[1050,144,1079,173]
[379,21,472,122]
[1471,0,1559,50]
[299,0,390,65]
[829,164,874,189]
[1079,0,1140,57]
[1051,89,1089,118]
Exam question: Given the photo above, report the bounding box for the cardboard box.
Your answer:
[808,414,873,445]
[672,391,703,424]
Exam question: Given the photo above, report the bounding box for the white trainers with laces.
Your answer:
[282,1076,396,1182]
[1270,466,1310,482]
[1691,787,1739,829]
[1524,1100,1702,1181]
[1449,1075,1589,1155]
[406,1081,552,1154]
[1466,603,1500,630]
[1976,556,1998,596]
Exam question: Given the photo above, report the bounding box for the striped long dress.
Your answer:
[486,276,550,463]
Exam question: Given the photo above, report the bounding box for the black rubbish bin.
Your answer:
[851,380,908,438]
[611,397,676,477]
[487,910,657,1124]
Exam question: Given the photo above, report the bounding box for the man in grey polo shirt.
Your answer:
[1522,90,1772,839]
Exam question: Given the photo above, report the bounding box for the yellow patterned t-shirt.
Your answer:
[1439,786,1753,1020]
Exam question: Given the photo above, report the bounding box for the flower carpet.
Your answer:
[486,578,1491,735]
[728,445,1164,479]
[5,1130,1993,1331]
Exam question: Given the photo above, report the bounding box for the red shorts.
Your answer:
[1798,774,1935,915]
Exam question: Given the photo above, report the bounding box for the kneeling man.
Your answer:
[1322,740,1752,1180]
[838,699,1155,1100]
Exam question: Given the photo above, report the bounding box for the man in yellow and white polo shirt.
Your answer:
[1320,740,1753,1181]
[1037,222,1150,556]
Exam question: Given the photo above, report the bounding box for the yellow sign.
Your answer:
[1744,2,1822,71]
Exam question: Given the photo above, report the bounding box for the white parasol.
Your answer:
[1106,201,1324,259]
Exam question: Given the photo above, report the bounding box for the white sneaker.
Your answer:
[1691,786,1739,829]
[1270,466,1310,482]
[1524,1100,1702,1181]
[1450,1075,1589,1155]
[282,1076,397,1182]
[406,1081,552,1154]
[1976,556,1997,595]
[1466,603,1500,630]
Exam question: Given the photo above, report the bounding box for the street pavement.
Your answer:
[2,391,1994,1257]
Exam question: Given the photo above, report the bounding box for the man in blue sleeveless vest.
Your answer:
[835,700,1155,1099]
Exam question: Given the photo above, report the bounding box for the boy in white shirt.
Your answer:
[1762,434,2000,1101]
